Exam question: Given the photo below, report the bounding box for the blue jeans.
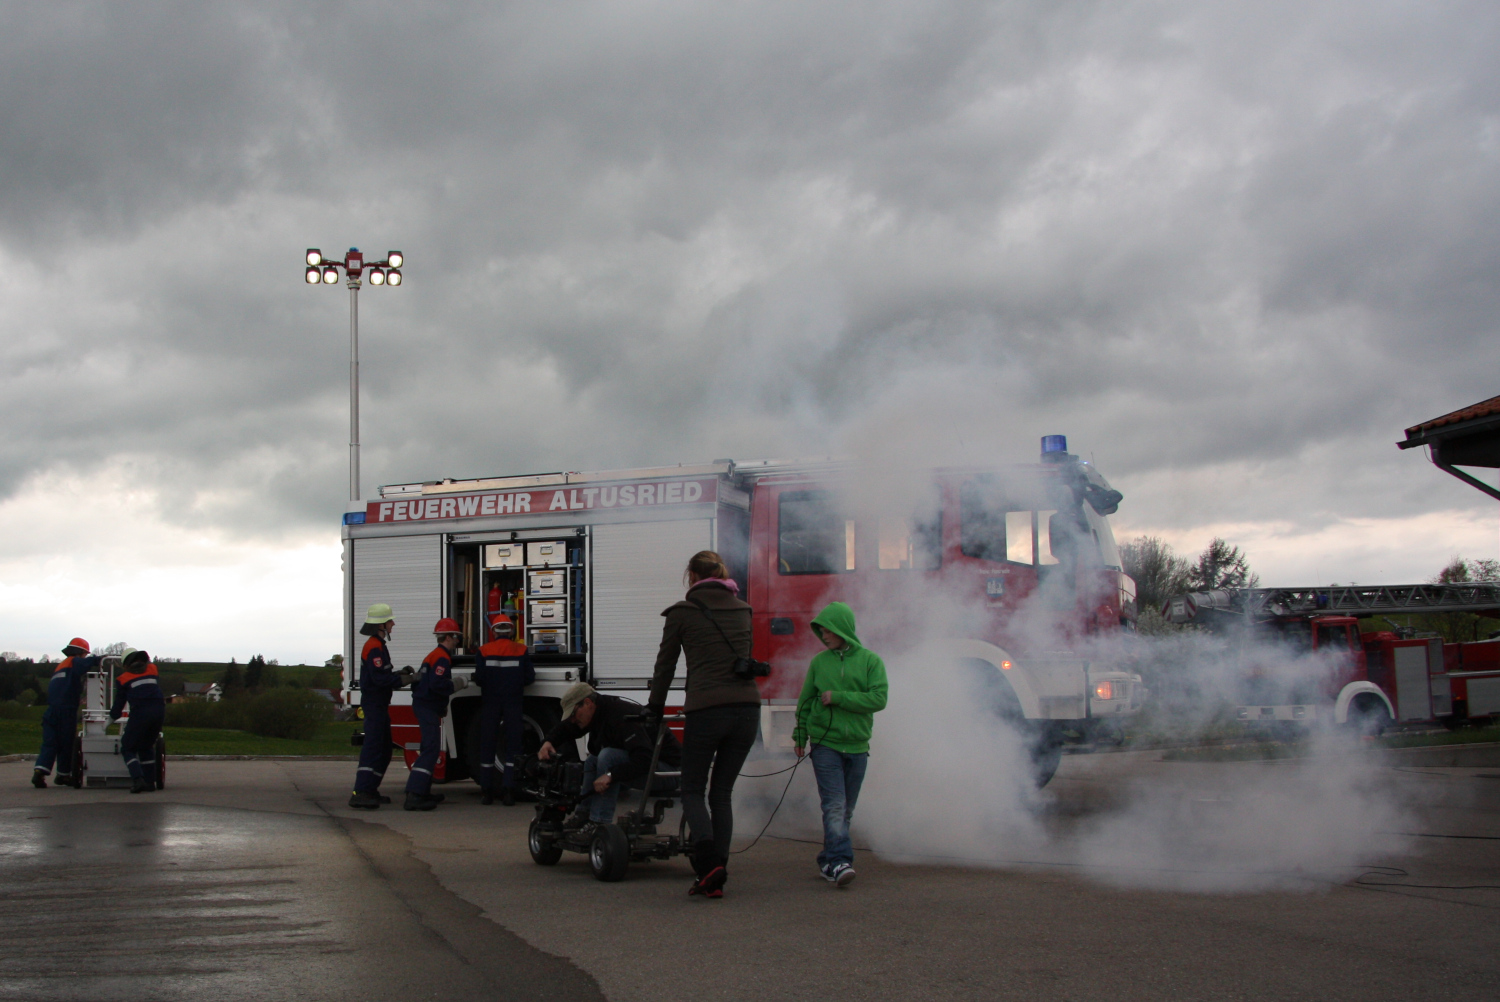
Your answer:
[580,748,631,822]
[580,748,678,822]
[809,744,868,870]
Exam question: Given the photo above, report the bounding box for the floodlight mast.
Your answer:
[302,247,404,502]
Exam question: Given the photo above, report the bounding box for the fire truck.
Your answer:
[1163,583,1500,731]
[340,436,1144,787]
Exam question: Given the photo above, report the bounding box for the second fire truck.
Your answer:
[1164,583,1500,732]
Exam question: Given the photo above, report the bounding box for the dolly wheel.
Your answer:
[69,735,85,788]
[589,823,630,882]
[528,819,563,866]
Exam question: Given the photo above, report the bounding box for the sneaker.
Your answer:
[831,863,856,888]
[704,887,723,899]
[404,792,437,811]
[689,864,727,897]
[820,864,837,884]
[31,770,47,789]
[348,791,381,810]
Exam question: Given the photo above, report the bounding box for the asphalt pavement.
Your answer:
[1,747,1498,1002]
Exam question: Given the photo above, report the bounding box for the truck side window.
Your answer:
[778,491,854,574]
[877,513,942,570]
[1317,625,1352,651]
[960,480,1033,565]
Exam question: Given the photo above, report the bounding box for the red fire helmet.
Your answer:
[63,638,90,655]
[433,618,462,635]
[489,613,514,631]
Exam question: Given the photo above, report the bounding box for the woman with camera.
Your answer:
[648,550,763,899]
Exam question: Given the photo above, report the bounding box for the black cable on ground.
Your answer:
[1353,866,1500,891]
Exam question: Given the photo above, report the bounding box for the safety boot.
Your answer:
[481,789,496,806]
[31,770,47,789]
[130,777,149,794]
[348,791,381,810]
[404,792,437,811]
[500,786,516,807]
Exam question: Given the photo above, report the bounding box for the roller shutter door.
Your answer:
[591,519,712,681]
[353,535,442,670]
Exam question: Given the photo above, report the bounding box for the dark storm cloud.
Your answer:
[1,1,1497,540]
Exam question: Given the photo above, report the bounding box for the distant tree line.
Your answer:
[1120,535,1259,619]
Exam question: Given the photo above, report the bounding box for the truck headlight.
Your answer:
[1094,681,1114,700]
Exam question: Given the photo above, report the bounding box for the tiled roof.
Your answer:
[1405,394,1500,438]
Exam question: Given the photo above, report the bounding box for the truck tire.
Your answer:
[1346,697,1391,738]
[528,818,563,866]
[462,699,566,787]
[589,823,630,882]
[1030,735,1063,788]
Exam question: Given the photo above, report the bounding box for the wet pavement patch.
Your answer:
[0,802,603,1002]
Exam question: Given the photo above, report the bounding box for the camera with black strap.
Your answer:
[685,596,771,679]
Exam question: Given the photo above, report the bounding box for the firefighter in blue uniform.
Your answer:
[348,603,412,810]
[32,637,97,788]
[404,618,468,811]
[110,648,165,794]
[475,614,535,806]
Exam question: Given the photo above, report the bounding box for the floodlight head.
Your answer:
[368,267,385,285]
[305,266,321,284]
[306,248,322,266]
[386,268,402,286]
[387,251,403,269]
[322,266,339,284]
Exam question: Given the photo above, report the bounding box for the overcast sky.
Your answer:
[1,1,1497,662]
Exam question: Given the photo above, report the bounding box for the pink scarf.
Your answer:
[691,577,740,594]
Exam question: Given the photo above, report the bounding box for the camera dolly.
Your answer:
[524,713,687,882]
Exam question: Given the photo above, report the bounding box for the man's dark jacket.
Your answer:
[545,693,681,786]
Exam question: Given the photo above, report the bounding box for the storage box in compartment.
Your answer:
[527,541,568,567]
[527,570,567,596]
[528,598,568,625]
[528,627,569,653]
[485,543,524,568]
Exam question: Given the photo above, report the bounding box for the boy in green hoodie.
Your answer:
[793,601,889,888]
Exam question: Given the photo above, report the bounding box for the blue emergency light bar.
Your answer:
[1041,435,1068,456]
[343,511,367,525]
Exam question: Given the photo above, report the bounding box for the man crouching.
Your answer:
[538,682,679,831]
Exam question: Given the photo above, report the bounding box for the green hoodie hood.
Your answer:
[811,602,861,651]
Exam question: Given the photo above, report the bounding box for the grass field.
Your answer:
[0,710,359,759]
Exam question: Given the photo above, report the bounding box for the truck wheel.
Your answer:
[1030,738,1062,788]
[1346,698,1391,738]
[528,818,563,866]
[589,823,630,882]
